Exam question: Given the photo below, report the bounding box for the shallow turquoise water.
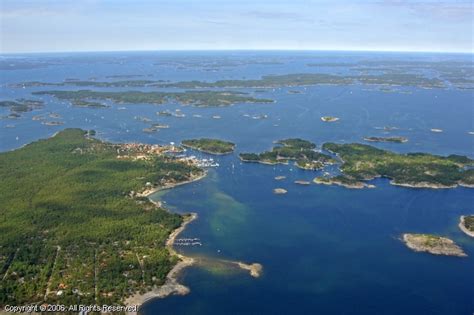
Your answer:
[1,51,473,314]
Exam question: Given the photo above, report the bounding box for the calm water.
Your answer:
[1,51,473,314]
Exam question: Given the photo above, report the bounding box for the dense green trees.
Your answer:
[240,138,473,188]
[240,138,334,170]
[322,143,474,187]
[182,138,235,154]
[0,129,201,306]
[463,216,474,231]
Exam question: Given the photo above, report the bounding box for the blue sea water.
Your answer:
[0,51,473,314]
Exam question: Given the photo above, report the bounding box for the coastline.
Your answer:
[459,182,474,188]
[124,213,198,313]
[155,170,208,192]
[390,180,458,189]
[459,216,474,238]
[137,171,208,201]
[125,168,263,313]
[313,174,472,190]
[124,172,207,313]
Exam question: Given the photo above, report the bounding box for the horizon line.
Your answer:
[1,48,473,56]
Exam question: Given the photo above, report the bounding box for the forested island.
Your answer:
[239,138,335,170]
[0,99,44,118]
[459,215,474,237]
[182,138,236,154]
[402,234,467,257]
[319,143,474,189]
[71,99,109,108]
[32,90,273,107]
[0,129,205,307]
[239,138,474,189]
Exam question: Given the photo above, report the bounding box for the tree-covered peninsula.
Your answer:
[0,129,204,307]
[182,138,236,154]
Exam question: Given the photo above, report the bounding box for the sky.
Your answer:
[0,0,473,53]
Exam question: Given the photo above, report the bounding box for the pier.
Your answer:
[174,238,202,246]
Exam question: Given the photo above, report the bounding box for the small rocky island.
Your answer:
[143,123,170,133]
[41,121,64,126]
[363,136,408,143]
[402,233,467,257]
[314,176,374,189]
[294,180,311,185]
[321,116,340,122]
[459,215,474,237]
[182,138,236,154]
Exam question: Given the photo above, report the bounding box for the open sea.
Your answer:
[1,51,473,315]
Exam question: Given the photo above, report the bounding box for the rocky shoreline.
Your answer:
[390,181,457,189]
[239,157,288,165]
[313,177,375,189]
[237,262,263,277]
[124,173,208,313]
[124,214,198,313]
[313,176,464,190]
